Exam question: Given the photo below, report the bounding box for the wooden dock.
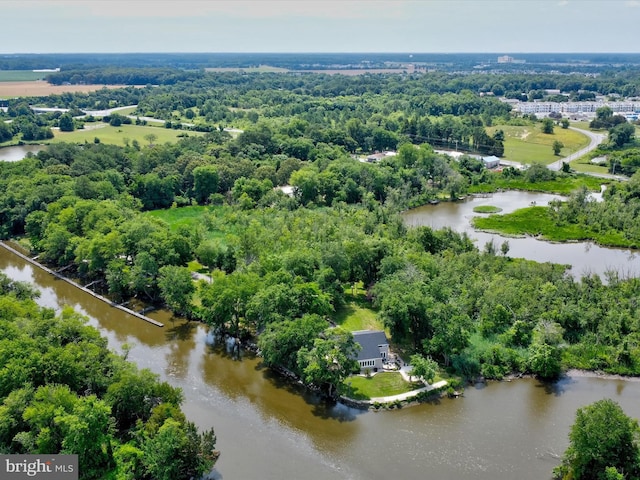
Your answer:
[0,241,164,327]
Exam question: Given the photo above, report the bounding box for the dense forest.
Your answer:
[1,68,639,390]
[0,272,218,479]
[3,51,640,72]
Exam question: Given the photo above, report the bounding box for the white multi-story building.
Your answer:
[514,101,640,115]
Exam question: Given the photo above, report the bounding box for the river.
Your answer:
[403,190,640,279]
[2,242,640,479]
[0,144,46,162]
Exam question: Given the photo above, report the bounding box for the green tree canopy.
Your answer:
[554,399,640,480]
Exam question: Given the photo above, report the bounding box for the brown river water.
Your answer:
[2,190,640,479]
[403,190,640,279]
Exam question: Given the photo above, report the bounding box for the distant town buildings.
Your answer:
[497,55,526,64]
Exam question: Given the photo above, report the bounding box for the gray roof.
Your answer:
[352,330,388,361]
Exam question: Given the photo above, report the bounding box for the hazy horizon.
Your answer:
[2,0,639,55]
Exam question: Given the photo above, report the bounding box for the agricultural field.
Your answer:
[205,65,290,73]
[0,70,47,82]
[488,124,590,165]
[50,123,204,146]
[0,81,129,97]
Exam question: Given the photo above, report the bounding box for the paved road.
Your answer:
[82,105,138,117]
[547,126,607,171]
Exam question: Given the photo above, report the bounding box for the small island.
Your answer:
[473,205,503,214]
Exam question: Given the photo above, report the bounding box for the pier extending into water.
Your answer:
[0,241,164,327]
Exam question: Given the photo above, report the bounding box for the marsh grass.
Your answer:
[473,205,502,213]
[472,206,634,247]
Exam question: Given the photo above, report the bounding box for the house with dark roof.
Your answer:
[352,330,389,373]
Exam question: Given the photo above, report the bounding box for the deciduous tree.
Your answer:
[554,399,640,480]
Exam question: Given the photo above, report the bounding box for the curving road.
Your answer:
[547,126,606,171]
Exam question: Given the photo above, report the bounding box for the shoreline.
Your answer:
[0,240,164,327]
[564,368,640,382]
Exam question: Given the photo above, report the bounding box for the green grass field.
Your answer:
[335,282,383,331]
[146,205,209,230]
[344,372,422,400]
[111,106,138,116]
[145,205,231,243]
[0,70,46,82]
[335,302,381,331]
[489,124,590,165]
[570,158,610,174]
[51,124,203,146]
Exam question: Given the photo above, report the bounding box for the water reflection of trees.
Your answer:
[164,319,197,379]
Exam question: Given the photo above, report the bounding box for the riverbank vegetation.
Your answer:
[473,180,640,248]
[3,134,639,389]
[0,272,218,479]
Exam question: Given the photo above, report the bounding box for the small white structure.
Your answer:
[482,155,501,169]
[353,330,389,373]
[365,151,397,163]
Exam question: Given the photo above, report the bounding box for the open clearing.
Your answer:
[0,81,131,97]
[51,124,204,146]
[488,124,589,165]
[0,71,47,82]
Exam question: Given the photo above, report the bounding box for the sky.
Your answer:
[1,0,639,54]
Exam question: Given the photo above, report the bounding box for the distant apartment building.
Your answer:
[514,101,640,115]
[497,55,525,64]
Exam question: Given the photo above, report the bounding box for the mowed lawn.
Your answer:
[488,125,589,165]
[344,372,423,400]
[570,157,610,175]
[51,124,203,146]
[335,282,383,332]
[335,301,382,331]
